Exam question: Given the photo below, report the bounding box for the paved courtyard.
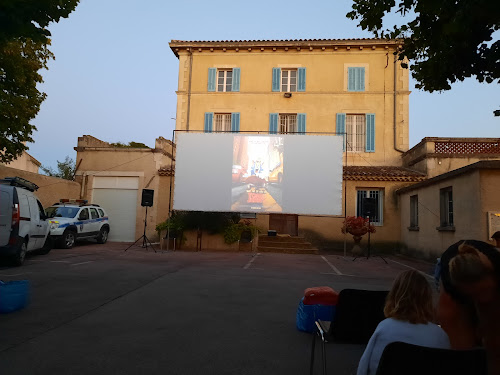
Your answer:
[0,242,434,375]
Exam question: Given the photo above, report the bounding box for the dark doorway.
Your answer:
[269,214,298,236]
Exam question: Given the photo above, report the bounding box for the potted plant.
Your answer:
[341,216,376,255]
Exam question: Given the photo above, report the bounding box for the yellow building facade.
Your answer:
[169,39,424,252]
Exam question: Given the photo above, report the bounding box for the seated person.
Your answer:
[437,240,500,375]
[357,270,450,375]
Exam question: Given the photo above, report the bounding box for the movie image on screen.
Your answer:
[231,136,283,212]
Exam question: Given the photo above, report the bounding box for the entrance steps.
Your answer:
[257,235,319,255]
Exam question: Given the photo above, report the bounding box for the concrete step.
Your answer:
[257,246,319,255]
[258,235,308,243]
[258,240,316,249]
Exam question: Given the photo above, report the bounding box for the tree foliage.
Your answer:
[0,0,80,162]
[0,0,80,44]
[0,39,53,162]
[347,0,500,114]
[41,156,76,180]
[109,141,150,149]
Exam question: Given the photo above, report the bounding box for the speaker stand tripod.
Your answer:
[352,215,387,263]
[125,206,156,252]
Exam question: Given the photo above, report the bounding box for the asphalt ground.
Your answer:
[0,242,434,375]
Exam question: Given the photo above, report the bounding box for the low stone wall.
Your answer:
[0,165,81,208]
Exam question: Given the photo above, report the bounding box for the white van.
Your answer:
[0,177,51,266]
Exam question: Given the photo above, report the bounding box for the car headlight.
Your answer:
[49,220,59,230]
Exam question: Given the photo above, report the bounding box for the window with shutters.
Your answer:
[409,195,419,229]
[281,69,297,92]
[346,114,366,152]
[345,66,367,92]
[214,113,232,131]
[356,189,384,225]
[217,70,232,92]
[438,187,454,230]
[279,114,297,133]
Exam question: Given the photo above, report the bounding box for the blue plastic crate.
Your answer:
[296,297,335,333]
[0,280,30,314]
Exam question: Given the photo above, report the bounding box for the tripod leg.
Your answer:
[124,235,144,252]
[143,235,157,253]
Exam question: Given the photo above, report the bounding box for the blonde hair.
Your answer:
[384,270,434,324]
[449,242,493,286]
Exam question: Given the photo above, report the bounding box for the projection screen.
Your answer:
[173,133,344,216]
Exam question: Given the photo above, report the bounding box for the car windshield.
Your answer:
[45,206,78,219]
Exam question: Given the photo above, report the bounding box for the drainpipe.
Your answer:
[394,57,405,153]
[186,48,193,131]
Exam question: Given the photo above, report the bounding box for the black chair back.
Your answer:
[376,341,487,375]
[329,289,388,344]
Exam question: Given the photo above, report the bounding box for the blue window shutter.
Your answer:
[231,112,240,132]
[348,67,365,91]
[298,68,306,92]
[204,112,213,133]
[348,67,356,91]
[365,113,375,152]
[358,67,365,91]
[232,68,240,92]
[336,113,346,150]
[269,113,278,134]
[297,113,306,133]
[272,68,281,92]
[208,68,216,92]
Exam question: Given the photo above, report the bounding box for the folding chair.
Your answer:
[376,341,487,375]
[310,289,388,375]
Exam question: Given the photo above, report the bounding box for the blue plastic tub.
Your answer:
[296,297,335,333]
[0,280,30,314]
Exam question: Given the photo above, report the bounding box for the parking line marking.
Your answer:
[51,260,70,263]
[70,261,94,266]
[387,259,434,280]
[243,253,260,269]
[321,256,343,275]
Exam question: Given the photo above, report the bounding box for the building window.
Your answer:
[214,113,232,132]
[347,67,365,92]
[281,69,297,92]
[346,114,366,152]
[439,187,454,228]
[409,195,419,229]
[217,70,232,92]
[356,189,383,225]
[279,114,297,133]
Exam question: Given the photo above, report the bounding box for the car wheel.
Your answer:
[97,227,109,244]
[38,235,53,255]
[12,238,28,266]
[60,230,76,249]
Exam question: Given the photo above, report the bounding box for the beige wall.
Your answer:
[75,137,173,241]
[1,151,40,174]
[480,170,500,246]
[399,170,485,259]
[174,43,410,166]
[0,165,80,208]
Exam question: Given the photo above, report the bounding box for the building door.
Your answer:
[92,177,139,242]
[269,214,298,236]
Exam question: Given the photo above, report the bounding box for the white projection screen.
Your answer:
[173,133,344,216]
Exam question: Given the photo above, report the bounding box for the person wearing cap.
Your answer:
[492,231,500,248]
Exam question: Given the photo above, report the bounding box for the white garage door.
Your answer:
[92,177,139,242]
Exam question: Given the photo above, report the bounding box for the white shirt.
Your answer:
[357,318,451,375]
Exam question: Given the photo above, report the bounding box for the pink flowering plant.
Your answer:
[341,216,376,237]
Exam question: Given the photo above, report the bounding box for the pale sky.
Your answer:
[30,0,499,169]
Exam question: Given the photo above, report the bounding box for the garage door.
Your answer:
[92,177,139,242]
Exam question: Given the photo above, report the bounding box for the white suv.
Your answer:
[45,201,110,249]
